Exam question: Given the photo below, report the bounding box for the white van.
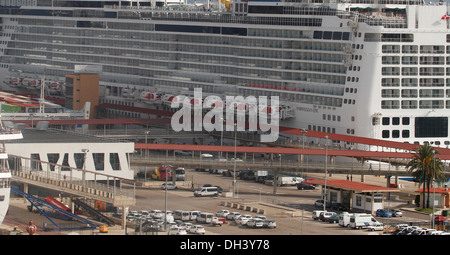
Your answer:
[196,212,214,223]
[194,187,219,197]
[349,213,379,229]
[174,210,190,221]
[338,212,354,227]
[312,210,326,220]
[189,211,201,221]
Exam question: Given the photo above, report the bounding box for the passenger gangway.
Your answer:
[72,199,115,226]
[11,187,98,231]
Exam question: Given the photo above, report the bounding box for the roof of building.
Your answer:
[414,187,450,194]
[308,179,400,193]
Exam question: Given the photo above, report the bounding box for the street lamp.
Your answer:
[233,123,237,197]
[323,135,330,211]
[220,117,224,159]
[432,149,436,229]
[144,130,150,143]
[301,129,308,164]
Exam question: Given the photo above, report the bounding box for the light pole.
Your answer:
[220,117,224,159]
[144,130,150,143]
[432,150,436,229]
[323,135,330,211]
[301,129,307,164]
[233,123,237,197]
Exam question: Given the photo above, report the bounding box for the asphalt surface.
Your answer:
[1,167,432,236]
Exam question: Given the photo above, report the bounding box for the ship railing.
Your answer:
[8,154,136,203]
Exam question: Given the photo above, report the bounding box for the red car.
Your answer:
[434,216,447,223]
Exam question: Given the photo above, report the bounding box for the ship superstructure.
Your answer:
[0,0,449,147]
[0,114,22,225]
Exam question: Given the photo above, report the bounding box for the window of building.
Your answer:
[402,117,410,125]
[93,153,105,171]
[402,130,410,138]
[415,117,448,138]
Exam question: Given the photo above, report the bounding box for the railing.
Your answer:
[9,154,136,206]
[130,152,415,176]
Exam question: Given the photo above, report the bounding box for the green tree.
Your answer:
[406,144,446,208]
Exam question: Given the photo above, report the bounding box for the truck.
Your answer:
[175,167,185,181]
[277,176,301,186]
[239,170,255,180]
[255,170,268,183]
[349,213,379,229]
[151,165,172,181]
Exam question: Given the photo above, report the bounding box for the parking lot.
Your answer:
[128,167,431,235]
[3,167,433,236]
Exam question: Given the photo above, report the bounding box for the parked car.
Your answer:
[236,215,252,226]
[168,226,187,235]
[376,209,392,217]
[320,212,337,222]
[297,182,316,190]
[367,223,385,231]
[216,210,230,218]
[254,215,267,220]
[161,183,178,190]
[189,225,206,235]
[330,202,348,211]
[226,212,241,220]
[312,210,326,220]
[178,222,194,231]
[246,218,264,228]
[326,214,339,223]
[263,219,276,228]
[391,209,403,217]
[211,217,224,226]
[314,200,324,207]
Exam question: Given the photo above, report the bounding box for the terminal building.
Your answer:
[310,179,400,214]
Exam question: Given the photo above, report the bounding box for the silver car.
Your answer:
[391,209,403,217]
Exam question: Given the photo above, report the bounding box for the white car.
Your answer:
[178,222,194,231]
[216,210,230,218]
[391,209,403,217]
[246,218,264,228]
[263,219,277,229]
[314,200,324,207]
[150,210,164,218]
[161,183,178,190]
[226,212,241,220]
[168,226,187,235]
[189,225,206,235]
[236,215,252,226]
[367,223,385,231]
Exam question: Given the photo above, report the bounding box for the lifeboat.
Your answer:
[140,91,162,104]
[8,77,21,86]
[28,79,41,89]
[162,94,176,106]
[46,81,61,93]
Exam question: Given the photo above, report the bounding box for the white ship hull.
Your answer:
[0,172,11,226]
[0,0,449,147]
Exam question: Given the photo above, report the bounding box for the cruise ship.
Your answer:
[0,115,22,225]
[0,0,449,147]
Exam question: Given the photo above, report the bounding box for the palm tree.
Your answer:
[406,143,446,208]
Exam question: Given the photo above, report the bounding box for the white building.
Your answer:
[7,128,135,181]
